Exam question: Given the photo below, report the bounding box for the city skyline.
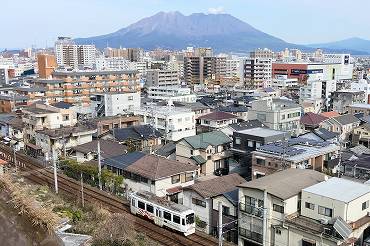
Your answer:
[1,0,370,49]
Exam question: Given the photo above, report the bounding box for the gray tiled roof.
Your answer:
[182,131,231,149]
[185,173,245,199]
[333,114,360,125]
[238,169,326,200]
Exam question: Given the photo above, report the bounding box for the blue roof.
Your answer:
[101,152,146,169]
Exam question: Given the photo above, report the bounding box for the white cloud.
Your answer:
[207,6,225,14]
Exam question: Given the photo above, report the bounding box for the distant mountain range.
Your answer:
[308,37,370,54]
[75,12,369,54]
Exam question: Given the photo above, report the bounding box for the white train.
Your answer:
[129,191,196,236]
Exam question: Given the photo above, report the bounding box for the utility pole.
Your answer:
[97,140,102,190]
[52,149,58,194]
[80,172,85,208]
[262,189,268,246]
[218,201,223,246]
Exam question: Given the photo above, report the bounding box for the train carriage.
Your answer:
[129,190,195,236]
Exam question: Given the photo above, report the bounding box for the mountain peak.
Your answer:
[75,12,296,52]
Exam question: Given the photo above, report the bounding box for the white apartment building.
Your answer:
[91,92,141,117]
[351,79,370,103]
[225,58,241,78]
[146,69,180,87]
[95,57,130,70]
[55,37,96,68]
[300,80,323,100]
[130,106,196,141]
[238,169,327,246]
[239,171,370,246]
[248,98,302,135]
[272,75,298,89]
[242,58,272,88]
[147,86,196,103]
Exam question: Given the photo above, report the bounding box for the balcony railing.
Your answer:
[239,203,263,218]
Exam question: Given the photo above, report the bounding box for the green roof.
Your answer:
[183,131,231,149]
[191,155,207,165]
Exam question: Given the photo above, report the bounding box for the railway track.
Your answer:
[0,145,232,246]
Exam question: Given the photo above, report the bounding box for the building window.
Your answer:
[305,202,315,210]
[247,141,254,148]
[256,158,265,165]
[235,137,241,145]
[128,96,133,101]
[245,196,256,206]
[273,204,284,214]
[318,206,333,217]
[222,206,230,216]
[171,174,180,184]
[185,172,193,182]
[302,239,316,246]
[192,197,206,207]
[362,201,369,210]
[190,150,194,155]
[275,228,282,235]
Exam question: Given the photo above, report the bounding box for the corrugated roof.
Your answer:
[186,174,245,199]
[182,131,231,149]
[321,111,340,118]
[238,169,326,200]
[303,177,370,203]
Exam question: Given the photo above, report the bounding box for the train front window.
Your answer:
[186,213,194,224]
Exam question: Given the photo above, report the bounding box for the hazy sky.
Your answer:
[2,0,370,49]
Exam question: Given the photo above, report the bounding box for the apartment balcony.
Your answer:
[65,91,73,97]
[239,202,263,218]
[64,84,74,90]
[81,90,90,95]
[212,150,232,161]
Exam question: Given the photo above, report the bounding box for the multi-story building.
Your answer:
[33,70,140,104]
[145,69,180,87]
[251,138,340,178]
[0,68,9,84]
[130,105,196,141]
[90,92,141,117]
[242,58,272,88]
[348,103,370,116]
[231,127,288,180]
[95,57,130,71]
[330,90,365,113]
[184,56,226,84]
[54,37,96,68]
[103,152,198,202]
[248,98,302,136]
[147,86,196,103]
[250,48,273,59]
[225,58,241,78]
[320,114,361,142]
[182,173,245,243]
[176,131,232,176]
[238,169,327,246]
[37,54,57,79]
[197,111,238,132]
[272,58,353,83]
[350,79,370,103]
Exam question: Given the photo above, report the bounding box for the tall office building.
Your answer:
[54,37,96,69]
[242,58,272,88]
[184,56,226,84]
[37,54,57,79]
